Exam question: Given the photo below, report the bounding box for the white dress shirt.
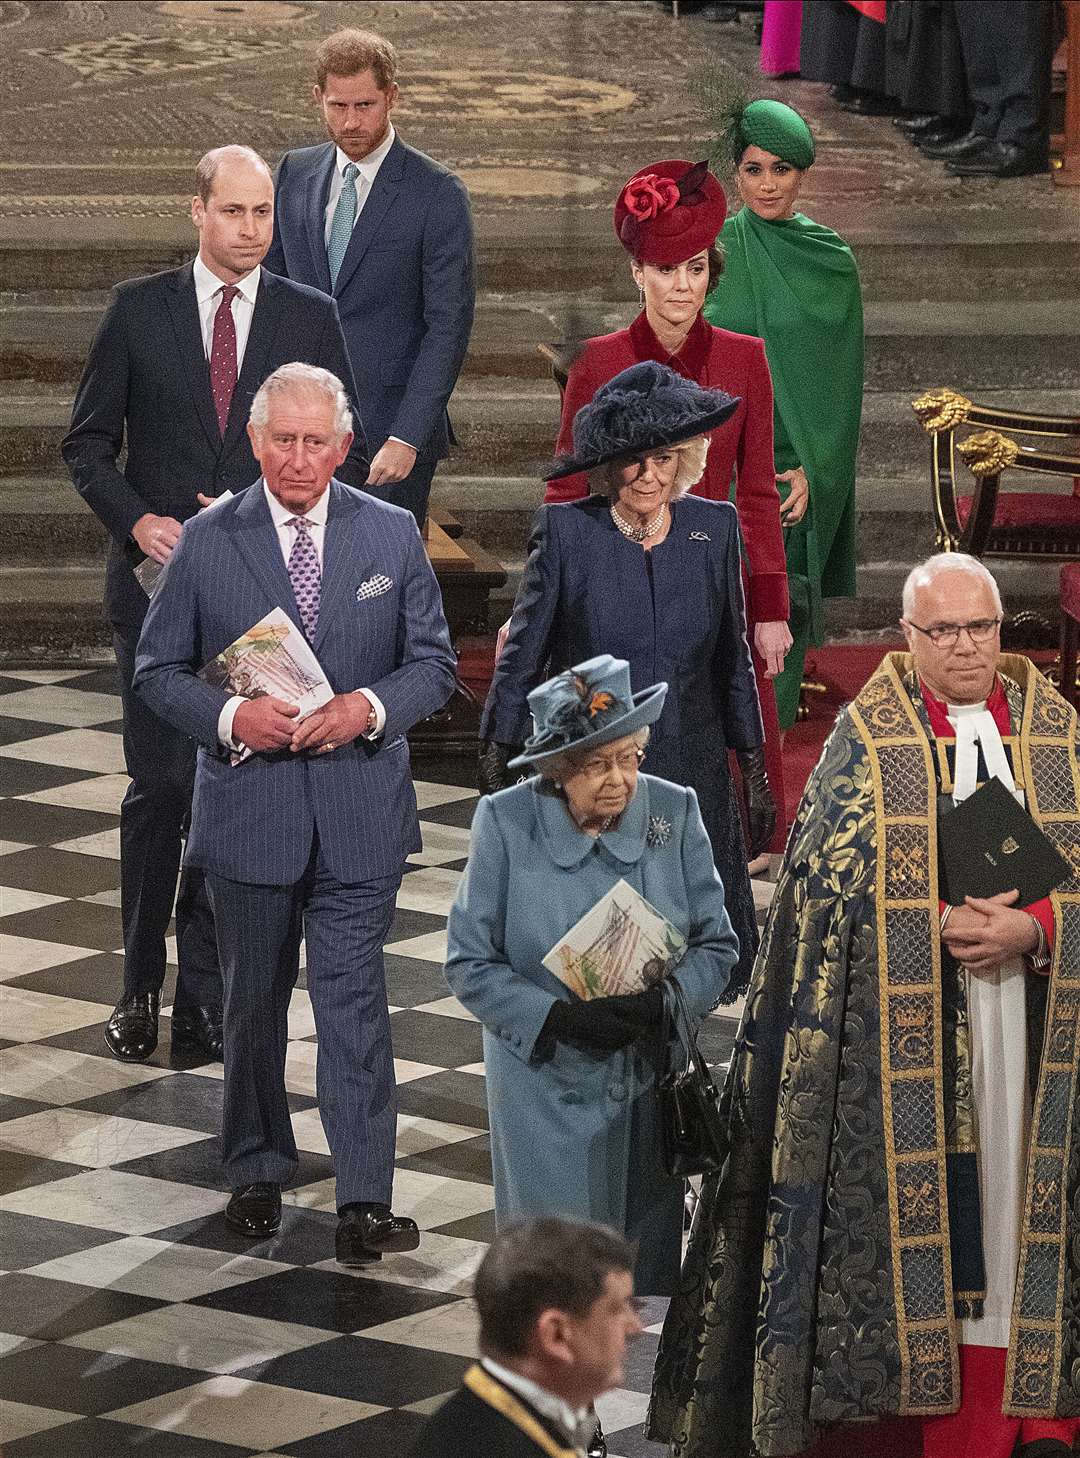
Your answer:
[217,483,386,749]
[322,125,397,244]
[480,1359,592,1453]
[193,254,259,369]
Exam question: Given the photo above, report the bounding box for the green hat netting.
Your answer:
[735,99,815,170]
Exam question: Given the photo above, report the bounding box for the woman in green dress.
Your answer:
[704,99,864,729]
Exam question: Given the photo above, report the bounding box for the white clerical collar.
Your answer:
[335,124,395,184]
[262,481,330,528]
[945,699,1014,804]
[193,254,260,306]
[480,1358,591,1447]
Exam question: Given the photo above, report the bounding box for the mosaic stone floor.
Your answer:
[0,665,773,1457]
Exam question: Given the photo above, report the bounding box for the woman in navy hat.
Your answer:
[449,653,739,1300]
[480,360,770,997]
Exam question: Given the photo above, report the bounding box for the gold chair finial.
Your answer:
[956,429,1020,478]
[912,388,973,435]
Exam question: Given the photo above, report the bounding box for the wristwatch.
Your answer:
[1026,914,1052,970]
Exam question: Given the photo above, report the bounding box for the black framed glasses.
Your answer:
[906,617,1002,648]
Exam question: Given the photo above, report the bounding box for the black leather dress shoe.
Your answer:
[914,121,968,148]
[894,111,939,134]
[588,1420,607,1458]
[335,1204,421,1266]
[839,91,898,117]
[920,128,992,161]
[171,1005,223,1062]
[104,992,160,1061]
[225,1183,281,1237]
[947,141,1050,178]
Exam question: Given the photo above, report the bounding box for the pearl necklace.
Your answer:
[610,503,666,542]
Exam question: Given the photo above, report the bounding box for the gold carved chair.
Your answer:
[911,388,1080,561]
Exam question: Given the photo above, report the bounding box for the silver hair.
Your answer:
[249,363,353,441]
[194,145,271,204]
[594,435,711,502]
[901,553,1003,619]
[538,725,651,784]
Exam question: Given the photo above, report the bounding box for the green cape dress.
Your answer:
[705,205,863,728]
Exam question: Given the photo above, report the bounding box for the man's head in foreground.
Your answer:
[901,552,1003,706]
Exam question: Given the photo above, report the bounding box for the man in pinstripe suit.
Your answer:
[134,363,456,1262]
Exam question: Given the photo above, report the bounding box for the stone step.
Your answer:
[5,288,1079,392]
[0,219,1076,300]
[9,382,1075,484]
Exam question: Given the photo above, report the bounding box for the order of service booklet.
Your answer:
[543,879,687,1000]
[198,607,333,765]
[938,774,1073,906]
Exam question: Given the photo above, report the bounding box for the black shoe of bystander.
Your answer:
[947,141,1050,178]
[104,992,160,1062]
[920,129,993,161]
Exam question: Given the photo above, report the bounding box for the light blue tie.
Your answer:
[327,162,360,286]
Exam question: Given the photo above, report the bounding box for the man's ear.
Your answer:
[532,1308,573,1367]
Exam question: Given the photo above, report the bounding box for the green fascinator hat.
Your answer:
[726,98,815,171]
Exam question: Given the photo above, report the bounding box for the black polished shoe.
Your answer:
[104,992,160,1062]
[914,121,968,148]
[946,140,1050,178]
[920,128,992,161]
[171,1004,223,1062]
[225,1182,281,1237]
[588,1421,607,1458]
[894,111,939,134]
[839,91,898,116]
[336,1203,421,1267]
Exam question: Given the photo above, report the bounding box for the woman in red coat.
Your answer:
[546,159,791,847]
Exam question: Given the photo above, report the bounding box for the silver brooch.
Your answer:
[647,814,672,848]
[689,531,710,541]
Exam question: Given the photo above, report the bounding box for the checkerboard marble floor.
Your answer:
[0,666,773,1458]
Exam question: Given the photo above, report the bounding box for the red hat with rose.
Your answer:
[613,159,727,267]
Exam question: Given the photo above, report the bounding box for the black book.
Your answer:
[939,775,1072,907]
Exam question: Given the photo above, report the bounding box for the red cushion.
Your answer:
[1062,563,1080,622]
[957,492,1080,529]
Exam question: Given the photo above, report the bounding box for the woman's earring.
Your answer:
[637,285,646,307]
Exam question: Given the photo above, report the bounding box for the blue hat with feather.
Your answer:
[507,655,668,770]
[544,360,740,482]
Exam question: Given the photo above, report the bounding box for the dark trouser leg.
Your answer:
[303,861,401,1208]
[112,628,219,1008]
[981,0,1051,151]
[953,0,1006,138]
[362,458,438,527]
[206,866,308,1190]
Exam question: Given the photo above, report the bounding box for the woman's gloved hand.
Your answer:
[478,740,521,796]
[541,997,642,1052]
[736,746,776,859]
[600,984,666,1028]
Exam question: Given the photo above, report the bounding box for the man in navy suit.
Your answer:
[264,27,476,524]
[134,362,456,1261]
[63,146,369,1069]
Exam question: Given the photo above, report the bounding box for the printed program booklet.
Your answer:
[198,607,333,765]
[134,490,233,597]
[543,879,687,1000]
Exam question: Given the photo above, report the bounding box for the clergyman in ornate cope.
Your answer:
[647,554,1080,1458]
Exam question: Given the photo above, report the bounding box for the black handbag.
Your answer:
[657,977,730,1178]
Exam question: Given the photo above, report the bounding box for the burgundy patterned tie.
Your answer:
[209,284,239,437]
[286,517,321,639]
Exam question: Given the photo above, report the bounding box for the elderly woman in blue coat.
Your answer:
[446,654,739,1300]
[479,362,772,997]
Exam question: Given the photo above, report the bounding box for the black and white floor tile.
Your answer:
[0,667,774,1457]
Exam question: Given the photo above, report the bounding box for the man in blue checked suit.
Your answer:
[263,27,475,524]
[134,362,456,1263]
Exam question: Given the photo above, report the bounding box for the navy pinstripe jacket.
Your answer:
[133,478,456,885]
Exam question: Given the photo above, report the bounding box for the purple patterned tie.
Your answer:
[209,284,239,437]
[286,517,321,639]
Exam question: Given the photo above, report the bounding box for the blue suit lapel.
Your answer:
[304,147,336,294]
[231,481,305,631]
[332,138,406,298]
[163,263,219,452]
[311,480,362,653]
[220,268,283,453]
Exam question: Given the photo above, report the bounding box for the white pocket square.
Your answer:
[356,574,393,602]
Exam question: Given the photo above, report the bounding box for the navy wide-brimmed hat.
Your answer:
[544,361,740,482]
[508,655,668,771]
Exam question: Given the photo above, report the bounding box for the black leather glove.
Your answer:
[541,997,642,1052]
[600,984,666,1028]
[478,740,521,796]
[736,746,776,859]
